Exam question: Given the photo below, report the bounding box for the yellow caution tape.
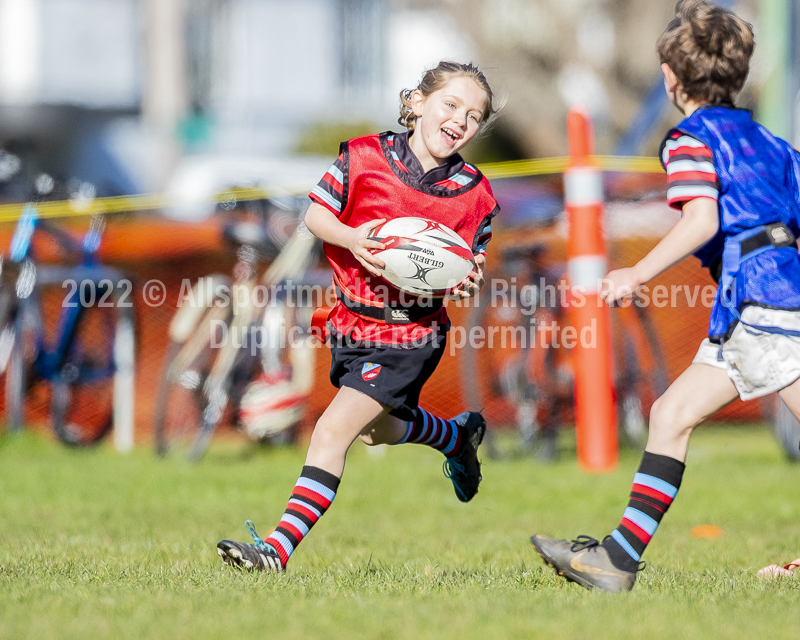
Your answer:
[478,155,664,179]
[0,186,275,224]
[0,156,664,222]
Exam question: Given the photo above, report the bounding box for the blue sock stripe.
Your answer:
[268,531,295,558]
[441,423,460,455]
[611,529,641,561]
[622,507,659,536]
[422,416,441,445]
[390,422,413,445]
[633,473,678,498]
[432,418,450,448]
[417,411,431,443]
[295,477,337,503]
[288,498,321,518]
[280,513,310,537]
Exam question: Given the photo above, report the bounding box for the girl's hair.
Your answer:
[398,61,497,130]
[657,0,754,105]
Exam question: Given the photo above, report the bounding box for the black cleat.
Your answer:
[217,520,284,572]
[443,411,486,503]
[530,534,638,592]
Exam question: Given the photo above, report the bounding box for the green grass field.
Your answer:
[2,425,799,640]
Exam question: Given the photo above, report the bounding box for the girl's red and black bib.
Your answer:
[324,132,498,345]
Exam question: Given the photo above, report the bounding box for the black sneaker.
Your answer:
[443,412,486,503]
[530,534,639,592]
[217,520,284,572]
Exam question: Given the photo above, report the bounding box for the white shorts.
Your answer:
[693,306,800,400]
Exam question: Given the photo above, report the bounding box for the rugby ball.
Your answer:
[368,217,475,297]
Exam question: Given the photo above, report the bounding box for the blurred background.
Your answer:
[4,0,797,199]
[1,0,799,458]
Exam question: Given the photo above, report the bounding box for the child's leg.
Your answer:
[358,414,407,446]
[219,386,388,570]
[359,408,487,503]
[532,363,739,592]
[264,386,388,564]
[601,363,738,571]
[304,386,389,476]
[360,410,463,457]
[644,362,740,462]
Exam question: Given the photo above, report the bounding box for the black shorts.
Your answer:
[328,331,447,421]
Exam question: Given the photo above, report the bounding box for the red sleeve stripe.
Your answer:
[667,158,715,174]
[309,153,347,214]
[670,144,713,158]
[668,170,717,183]
[322,171,343,192]
[309,189,342,214]
[662,133,719,209]
[662,133,712,164]
[667,186,719,207]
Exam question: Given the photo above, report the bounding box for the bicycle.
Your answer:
[0,178,135,446]
[460,240,668,461]
[153,197,320,461]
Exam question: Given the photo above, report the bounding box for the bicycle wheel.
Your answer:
[154,303,232,461]
[611,299,669,449]
[771,396,800,462]
[460,282,570,460]
[4,291,41,435]
[238,296,315,445]
[49,302,122,446]
[0,285,14,380]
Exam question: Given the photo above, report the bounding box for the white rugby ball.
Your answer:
[368,217,475,297]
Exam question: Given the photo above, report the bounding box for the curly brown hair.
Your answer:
[398,61,497,130]
[657,0,754,105]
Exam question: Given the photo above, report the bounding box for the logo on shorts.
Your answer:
[361,362,382,381]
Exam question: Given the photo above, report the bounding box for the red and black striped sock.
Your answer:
[602,451,685,572]
[264,466,340,567]
[393,408,462,457]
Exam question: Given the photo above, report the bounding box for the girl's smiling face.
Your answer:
[409,76,488,169]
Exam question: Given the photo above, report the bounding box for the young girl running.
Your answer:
[217,61,500,571]
[531,0,800,592]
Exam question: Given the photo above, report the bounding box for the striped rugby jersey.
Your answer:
[661,131,720,209]
[310,131,492,254]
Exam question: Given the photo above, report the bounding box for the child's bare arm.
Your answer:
[304,202,386,277]
[601,197,719,304]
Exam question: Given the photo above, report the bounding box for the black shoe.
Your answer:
[443,412,486,503]
[217,520,284,572]
[530,534,639,592]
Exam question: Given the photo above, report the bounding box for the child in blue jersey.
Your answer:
[531,0,800,592]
